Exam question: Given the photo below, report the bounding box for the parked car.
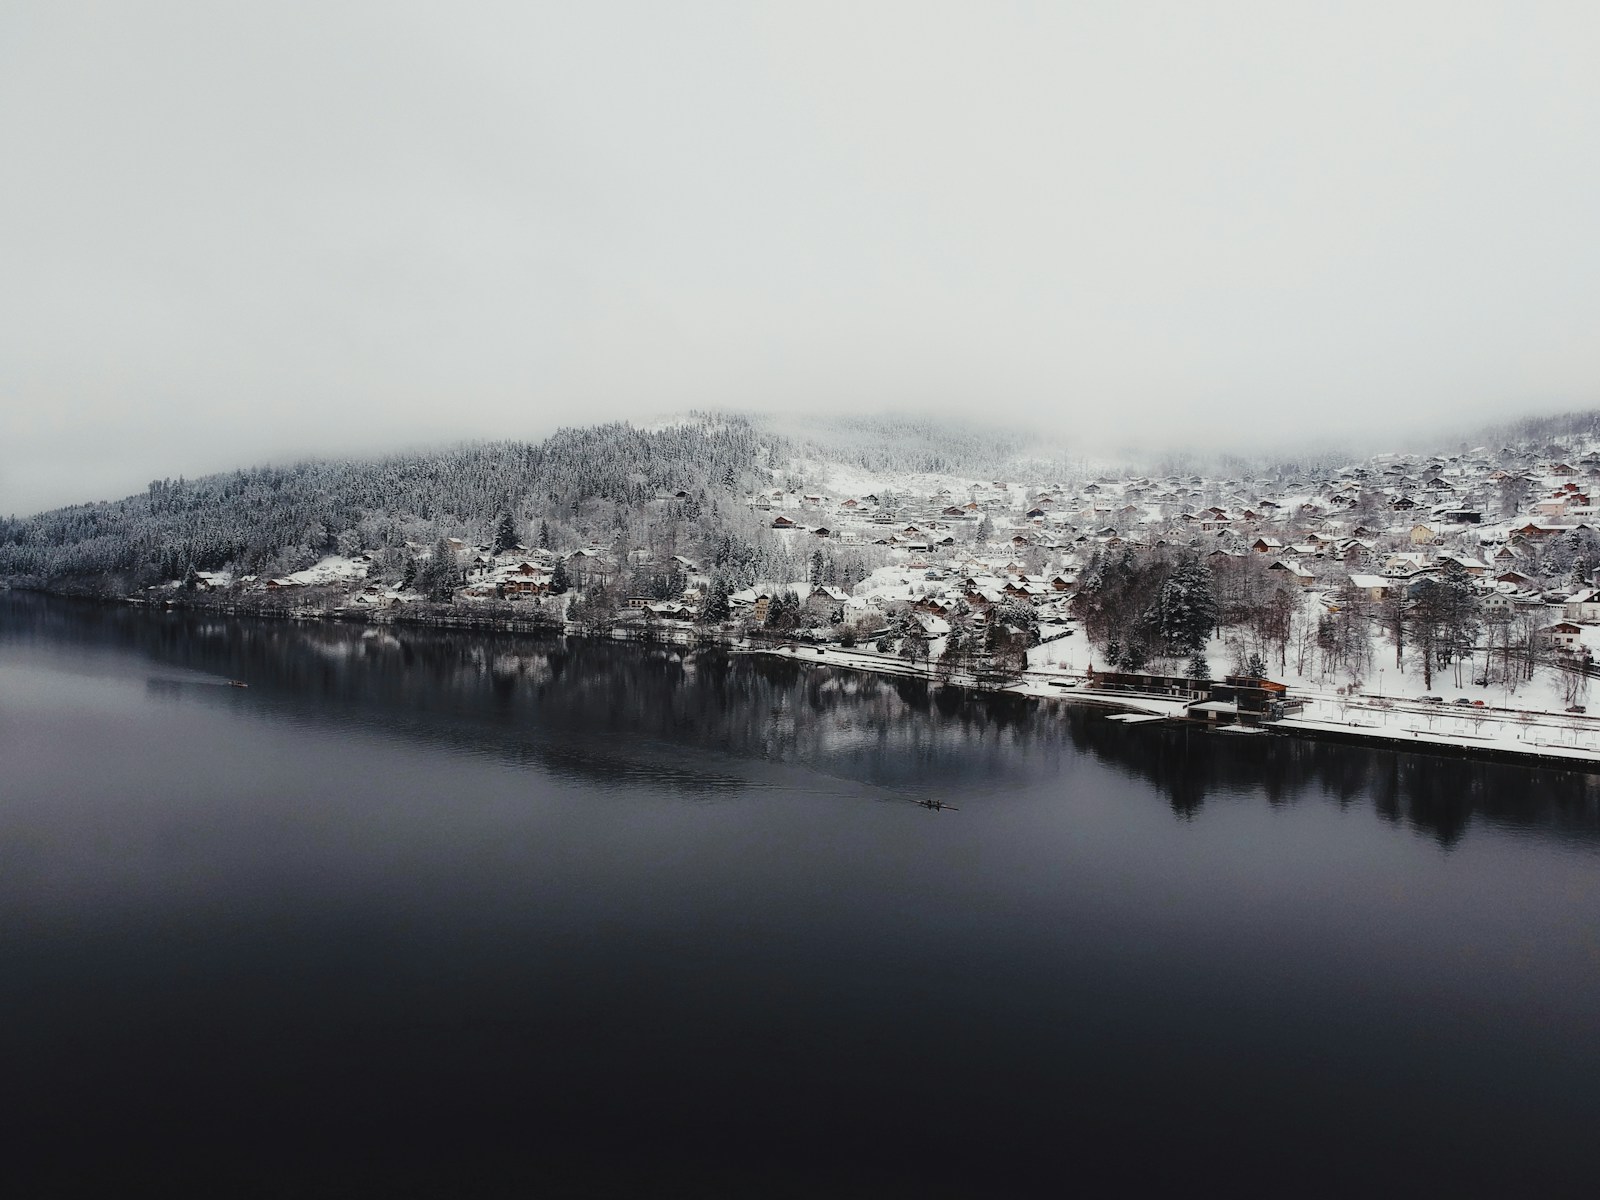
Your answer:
[1568,705,1586,714]
[1453,698,1473,706]
[1420,695,1443,703]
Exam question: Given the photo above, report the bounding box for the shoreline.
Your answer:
[12,585,1600,774]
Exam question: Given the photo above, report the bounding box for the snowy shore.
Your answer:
[756,641,1600,771]
[28,585,1600,771]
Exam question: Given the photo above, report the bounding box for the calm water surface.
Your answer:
[4,594,1600,1196]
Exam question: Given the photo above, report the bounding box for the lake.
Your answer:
[4,593,1600,1196]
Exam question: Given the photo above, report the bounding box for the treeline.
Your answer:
[1076,548,1221,672]
[0,419,779,593]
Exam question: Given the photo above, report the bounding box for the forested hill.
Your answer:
[0,419,775,591]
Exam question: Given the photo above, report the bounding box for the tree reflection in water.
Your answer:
[8,592,1598,849]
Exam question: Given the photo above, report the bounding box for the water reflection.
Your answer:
[8,593,1600,1196]
[6,592,1599,848]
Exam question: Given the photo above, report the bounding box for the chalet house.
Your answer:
[1383,552,1430,576]
[1346,574,1397,601]
[1435,553,1487,577]
[1251,537,1283,554]
[1409,524,1439,545]
[1542,621,1584,650]
[1511,523,1558,542]
[1482,593,1516,618]
[772,516,797,529]
[1564,589,1600,623]
[1268,560,1316,587]
[642,601,693,620]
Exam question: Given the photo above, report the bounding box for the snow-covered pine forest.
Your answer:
[0,418,771,588]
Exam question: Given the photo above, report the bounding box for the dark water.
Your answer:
[5,595,1600,1196]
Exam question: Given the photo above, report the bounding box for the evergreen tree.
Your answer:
[493,513,517,554]
[1245,651,1269,678]
[1185,653,1211,681]
[939,623,966,678]
[182,564,199,591]
[419,537,457,601]
[1145,557,1219,655]
[549,560,571,595]
[401,554,418,589]
[900,623,929,663]
[538,520,550,550]
[700,576,730,623]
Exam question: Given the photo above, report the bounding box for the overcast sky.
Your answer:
[3,1,1598,514]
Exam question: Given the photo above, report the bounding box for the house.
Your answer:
[1409,524,1439,545]
[772,516,797,529]
[1436,553,1488,577]
[1542,621,1584,650]
[1510,523,1559,542]
[1482,592,1516,618]
[1564,589,1600,622]
[1268,560,1316,587]
[1383,552,1430,576]
[1347,574,1395,601]
[729,590,773,624]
